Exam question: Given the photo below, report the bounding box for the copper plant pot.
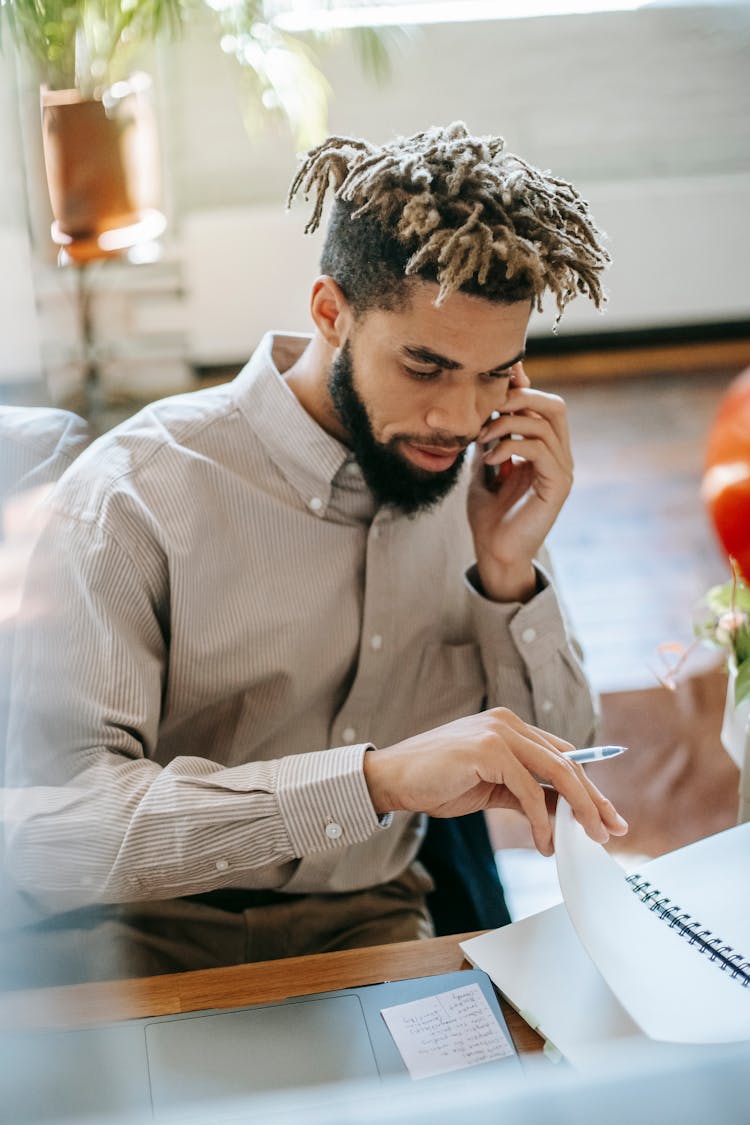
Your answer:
[41,72,165,263]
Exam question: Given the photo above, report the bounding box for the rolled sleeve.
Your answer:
[465,561,568,667]
[464,560,597,746]
[277,743,383,856]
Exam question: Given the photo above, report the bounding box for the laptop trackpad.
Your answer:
[146,995,379,1112]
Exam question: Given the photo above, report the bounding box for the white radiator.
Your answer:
[182,174,750,362]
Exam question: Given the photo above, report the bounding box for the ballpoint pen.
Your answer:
[536,745,628,786]
[564,745,628,765]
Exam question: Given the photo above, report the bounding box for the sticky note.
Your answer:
[380,983,514,1081]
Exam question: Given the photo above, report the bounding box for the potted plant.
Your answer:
[0,0,394,260]
[701,367,750,822]
[1,0,178,259]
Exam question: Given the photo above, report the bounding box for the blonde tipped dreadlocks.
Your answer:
[288,122,609,320]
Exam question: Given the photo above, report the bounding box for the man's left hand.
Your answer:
[467,367,573,603]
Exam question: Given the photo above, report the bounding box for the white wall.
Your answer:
[0,60,42,383]
[164,5,750,211]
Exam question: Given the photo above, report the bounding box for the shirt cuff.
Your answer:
[276,743,384,857]
[465,560,570,671]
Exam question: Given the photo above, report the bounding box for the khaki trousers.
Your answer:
[0,863,435,988]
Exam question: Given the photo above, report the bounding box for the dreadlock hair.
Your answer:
[287,121,610,322]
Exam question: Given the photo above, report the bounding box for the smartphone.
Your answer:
[482,413,515,491]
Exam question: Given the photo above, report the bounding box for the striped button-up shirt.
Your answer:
[6,333,596,912]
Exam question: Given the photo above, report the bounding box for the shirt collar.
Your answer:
[232,332,351,515]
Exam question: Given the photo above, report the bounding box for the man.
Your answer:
[5,122,626,982]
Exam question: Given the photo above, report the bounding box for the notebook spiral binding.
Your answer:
[626,874,750,989]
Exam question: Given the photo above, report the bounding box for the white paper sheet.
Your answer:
[380,983,514,1080]
[461,902,644,1068]
[555,802,750,1044]
[462,818,750,1064]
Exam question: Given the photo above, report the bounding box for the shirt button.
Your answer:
[370,634,383,651]
[345,461,359,476]
[216,859,230,871]
[342,726,356,742]
[541,699,554,715]
[521,627,537,644]
[325,821,343,840]
[308,496,323,513]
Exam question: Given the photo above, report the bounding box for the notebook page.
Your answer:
[555,802,750,1044]
[639,822,750,964]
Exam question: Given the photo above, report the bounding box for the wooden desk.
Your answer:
[0,933,545,1055]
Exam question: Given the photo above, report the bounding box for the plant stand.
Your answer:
[75,263,104,430]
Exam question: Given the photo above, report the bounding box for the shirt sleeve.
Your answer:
[464,545,598,750]
[4,511,384,913]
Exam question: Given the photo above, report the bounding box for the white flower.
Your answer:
[716,609,750,645]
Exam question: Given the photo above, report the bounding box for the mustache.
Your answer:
[393,431,477,450]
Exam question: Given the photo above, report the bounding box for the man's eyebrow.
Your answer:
[401,344,525,374]
[402,345,461,370]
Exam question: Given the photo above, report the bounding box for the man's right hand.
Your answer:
[363,707,628,856]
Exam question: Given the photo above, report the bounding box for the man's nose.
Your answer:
[424,385,484,438]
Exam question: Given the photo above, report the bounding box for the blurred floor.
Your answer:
[544,367,732,695]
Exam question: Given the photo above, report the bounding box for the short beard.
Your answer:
[328,341,467,516]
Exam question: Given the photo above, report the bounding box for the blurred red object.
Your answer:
[703,367,750,582]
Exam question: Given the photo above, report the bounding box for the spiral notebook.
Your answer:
[624,871,749,987]
[462,810,750,1066]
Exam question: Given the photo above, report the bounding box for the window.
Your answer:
[270,1,677,33]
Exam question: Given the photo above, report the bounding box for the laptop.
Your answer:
[1,969,520,1122]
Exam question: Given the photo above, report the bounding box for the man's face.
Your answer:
[328,284,531,515]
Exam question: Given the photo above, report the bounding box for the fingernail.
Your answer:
[615,813,628,831]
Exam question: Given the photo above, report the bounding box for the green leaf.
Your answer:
[350,26,387,83]
[705,578,750,616]
[351,24,413,83]
[705,583,733,613]
[735,658,750,708]
[735,624,750,665]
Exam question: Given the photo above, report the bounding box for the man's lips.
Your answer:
[401,441,464,472]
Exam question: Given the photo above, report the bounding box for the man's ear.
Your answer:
[310,276,352,349]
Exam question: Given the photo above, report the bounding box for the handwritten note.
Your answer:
[380,983,514,1080]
